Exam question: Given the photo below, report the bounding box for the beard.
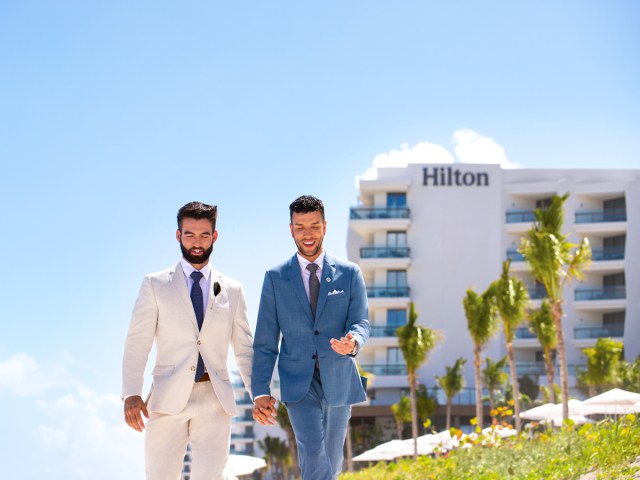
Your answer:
[180,241,213,265]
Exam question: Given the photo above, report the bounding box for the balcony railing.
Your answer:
[504,362,546,375]
[506,248,525,262]
[575,208,627,223]
[527,285,547,300]
[574,323,625,339]
[360,364,407,376]
[574,286,626,301]
[591,246,625,261]
[515,327,537,339]
[367,286,410,298]
[370,324,405,337]
[505,210,536,223]
[350,207,410,220]
[360,246,410,258]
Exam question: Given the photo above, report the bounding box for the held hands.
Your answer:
[124,395,149,432]
[330,332,356,356]
[253,396,277,426]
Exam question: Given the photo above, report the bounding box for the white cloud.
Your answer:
[452,128,519,168]
[359,129,519,181]
[0,351,144,479]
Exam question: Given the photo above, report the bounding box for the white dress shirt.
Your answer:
[296,251,325,302]
[180,258,211,311]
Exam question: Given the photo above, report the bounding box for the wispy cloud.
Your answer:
[359,129,519,180]
[0,351,143,479]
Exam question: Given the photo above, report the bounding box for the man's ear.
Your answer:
[176,229,181,242]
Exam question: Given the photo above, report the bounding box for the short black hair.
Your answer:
[289,195,325,222]
[177,201,217,231]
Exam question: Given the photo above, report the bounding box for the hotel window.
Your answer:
[387,270,407,287]
[387,309,407,327]
[387,347,404,364]
[387,231,407,247]
[387,192,407,208]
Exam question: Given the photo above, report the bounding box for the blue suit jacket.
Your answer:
[252,253,370,406]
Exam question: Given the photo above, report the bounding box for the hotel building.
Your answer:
[347,163,639,431]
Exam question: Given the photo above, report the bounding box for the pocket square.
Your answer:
[328,289,345,296]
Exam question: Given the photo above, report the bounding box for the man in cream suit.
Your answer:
[122,201,253,480]
[252,195,370,480]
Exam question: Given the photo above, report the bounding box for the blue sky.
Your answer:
[1,1,638,478]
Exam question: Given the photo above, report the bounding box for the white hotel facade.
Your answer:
[347,163,639,429]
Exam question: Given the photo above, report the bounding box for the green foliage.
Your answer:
[620,357,640,393]
[396,302,439,374]
[482,357,509,400]
[436,358,467,400]
[492,261,529,341]
[518,375,539,403]
[578,338,624,394]
[416,384,437,422]
[528,301,556,348]
[340,417,640,480]
[463,288,498,346]
[391,396,412,426]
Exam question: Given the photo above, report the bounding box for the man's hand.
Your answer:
[124,395,149,432]
[253,396,277,426]
[330,332,356,356]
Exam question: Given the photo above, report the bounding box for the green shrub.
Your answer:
[341,416,640,480]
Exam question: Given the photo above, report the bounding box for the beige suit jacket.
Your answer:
[122,262,253,416]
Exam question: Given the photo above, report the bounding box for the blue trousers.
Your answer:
[286,368,352,480]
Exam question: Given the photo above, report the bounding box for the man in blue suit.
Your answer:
[252,195,370,479]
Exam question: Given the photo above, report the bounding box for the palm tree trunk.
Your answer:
[345,421,353,472]
[506,340,521,432]
[473,344,483,429]
[286,431,300,478]
[543,345,556,404]
[552,300,569,421]
[396,420,403,440]
[409,372,418,460]
[446,399,452,430]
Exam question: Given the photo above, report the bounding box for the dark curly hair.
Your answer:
[289,195,325,222]
[177,201,217,231]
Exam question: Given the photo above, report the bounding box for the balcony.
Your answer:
[515,327,537,339]
[574,286,626,301]
[360,364,407,376]
[350,207,410,220]
[591,246,625,261]
[360,246,410,258]
[506,248,525,262]
[367,286,410,298]
[575,209,627,223]
[370,325,403,337]
[504,362,546,376]
[505,210,535,224]
[527,285,547,300]
[574,323,624,339]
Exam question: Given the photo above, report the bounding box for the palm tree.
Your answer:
[276,403,300,479]
[520,193,591,420]
[396,302,440,460]
[436,358,467,430]
[390,395,412,439]
[463,288,498,429]
[579,337,624,396]
[482,356,509,412]
[528,300,557,403]
[257,435,290,480]
[416,384,437,433]
[492,260,529,432]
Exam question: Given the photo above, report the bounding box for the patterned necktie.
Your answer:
[190,271,205,381]
[306,263,320,317]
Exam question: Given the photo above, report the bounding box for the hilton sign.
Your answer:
[423,167,489,187]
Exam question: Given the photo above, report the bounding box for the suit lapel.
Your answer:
[314,253,336,324]
[288,254,314,323]
[169,262,199,330]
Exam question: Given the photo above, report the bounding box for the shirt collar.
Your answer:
[180,258,212,280]
[296,251,325,271]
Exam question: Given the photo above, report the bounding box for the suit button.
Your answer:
[314,330,320,335]
[191,366,196,371]
[197,340,201,345]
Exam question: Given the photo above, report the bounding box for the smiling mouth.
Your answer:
[190,248,205,255]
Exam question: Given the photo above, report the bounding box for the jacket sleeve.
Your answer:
[251,271,280,399]
[345,265,370,356]
[122,276,158,399]
[230,283,254,398]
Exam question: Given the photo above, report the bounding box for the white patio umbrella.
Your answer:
[634,401,640,413]
[520,399,587,424]
[578,388,640,416]
[223,454,267,479]
[352,439,414,462]
[482,425,517,438]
